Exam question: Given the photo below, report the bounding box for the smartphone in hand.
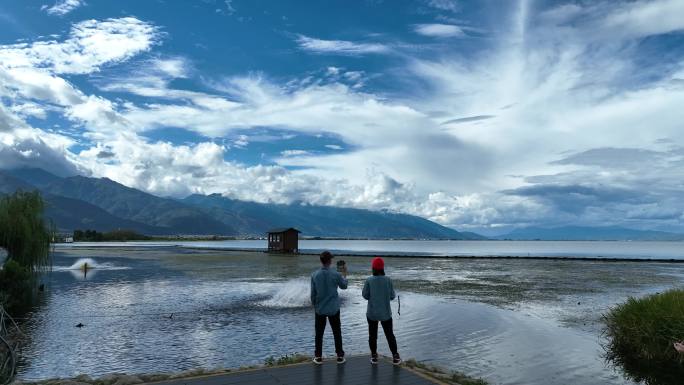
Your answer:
[336,260,346,273]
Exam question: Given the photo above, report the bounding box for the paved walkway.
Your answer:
[154,356,438,385]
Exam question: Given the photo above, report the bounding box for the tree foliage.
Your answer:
[0,191,53,274]
[73,229,150,241]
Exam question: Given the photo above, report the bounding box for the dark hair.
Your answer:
[320,251,333,265]
[372,269,385,276]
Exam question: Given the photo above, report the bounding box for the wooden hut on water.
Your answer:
[267,228,301,253]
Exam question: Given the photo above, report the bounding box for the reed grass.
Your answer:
[603,289,684,385]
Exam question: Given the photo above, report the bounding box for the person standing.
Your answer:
[310,251,348,364]
[362,257,401,365]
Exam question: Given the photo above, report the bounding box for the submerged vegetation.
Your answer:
[603,289,684,385]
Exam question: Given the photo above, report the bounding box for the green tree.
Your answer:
[0,191,53,312]
[0,191,52,274]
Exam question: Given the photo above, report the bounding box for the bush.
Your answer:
[603,289,684,385]
[0,260,33,312]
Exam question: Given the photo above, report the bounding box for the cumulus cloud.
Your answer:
[414,24,465,38]
[0,127,80,176]
[295,35,390,55]
[42,0,85,16]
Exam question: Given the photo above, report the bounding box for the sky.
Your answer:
[1,0,684,235]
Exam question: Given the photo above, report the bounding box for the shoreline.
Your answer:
[11,355,488,385]
[53,243,684,263]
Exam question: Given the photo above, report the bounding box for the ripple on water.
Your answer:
[16,251,641,385]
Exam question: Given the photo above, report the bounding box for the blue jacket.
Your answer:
[362,275,396,321]
[310,266,348,315]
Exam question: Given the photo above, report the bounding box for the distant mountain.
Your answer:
[43,194,169,235]
[10,169,234,235]
[6,168,484,239]
[8,168,64,188]
[495,226,684,241]
[0,171,36,194]
[0,170,169,234]
[182,193,485,239]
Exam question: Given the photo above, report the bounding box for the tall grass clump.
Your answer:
[603,289,684,385]
[0,191,53,313]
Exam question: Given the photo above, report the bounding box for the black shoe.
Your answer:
[392,354,402,365]
[370,354,378,365]
[337,355,346,364]
[313,357,323,365]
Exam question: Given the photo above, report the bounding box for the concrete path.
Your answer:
[153,356,438,385]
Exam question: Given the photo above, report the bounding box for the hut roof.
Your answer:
[266,227,301,234]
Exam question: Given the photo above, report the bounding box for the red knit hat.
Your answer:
[371,257,384,270]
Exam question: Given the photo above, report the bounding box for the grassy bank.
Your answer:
[603,288,684,385]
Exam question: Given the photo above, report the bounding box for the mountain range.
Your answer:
[0,168,483,239]
[3,168,682,241]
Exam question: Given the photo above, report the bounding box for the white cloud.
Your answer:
[0,17,160,74]
[152,57,190,78]
[295,35,389,56]
[414,23,465,38]
[325,144,342,150]
[280,150,309,157]
[0,127,79,176]
[601,0,684,39]
[42,0,85,16]
[539,4,583,24]
[425,0,459,13]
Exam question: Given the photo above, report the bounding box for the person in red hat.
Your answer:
[362,256,401,365]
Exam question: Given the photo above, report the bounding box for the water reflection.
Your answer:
[16,247,684,385]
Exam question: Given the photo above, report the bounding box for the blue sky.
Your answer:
[1,0,684,235]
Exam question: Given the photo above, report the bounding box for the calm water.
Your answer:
[60,240,684,260]
[16,245,684,385]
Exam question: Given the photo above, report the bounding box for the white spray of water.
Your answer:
[67,258,98,270]
[54,258,129,272]
[259,279,312,308]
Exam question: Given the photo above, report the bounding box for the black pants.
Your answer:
[315,311,344,357]
[368,317,398,355]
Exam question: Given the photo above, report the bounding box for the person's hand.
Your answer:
[674,341,684,353]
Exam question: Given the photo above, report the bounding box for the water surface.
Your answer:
[17,246,684,385]
[60,240,684,260]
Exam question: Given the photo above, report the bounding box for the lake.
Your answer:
[14,242,684,385]
[59,239,684,260]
